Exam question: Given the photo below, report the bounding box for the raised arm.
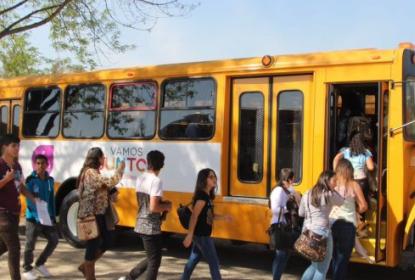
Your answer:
[333,152,344,170]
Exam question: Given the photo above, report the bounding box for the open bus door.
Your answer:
[375,82,389,262]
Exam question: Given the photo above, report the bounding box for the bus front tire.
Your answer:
[59,190,86,248]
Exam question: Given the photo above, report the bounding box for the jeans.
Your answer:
[272,249,289,280]
[0,211,21,280]
[23,220,59,272]
[331,220,356,280]
[126,234,162,280]
[181,235,222,280]
[85,214,113,261]
[301,233,333,280]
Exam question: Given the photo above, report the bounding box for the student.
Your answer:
[181,168,232,280]
[270,168,300,280]
[22,154,59,280]
[299,171,344,280]
[0,134,37,280]
[119,150,172,280]
[77,147,125,280]
[330,159,371,280]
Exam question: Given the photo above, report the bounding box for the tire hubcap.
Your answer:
[67,202,79,237]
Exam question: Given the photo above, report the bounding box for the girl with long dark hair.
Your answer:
[181,168,231,280]
[299,171,344,280]
[77,147,125,280]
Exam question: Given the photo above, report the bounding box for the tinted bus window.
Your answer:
[277,91,303,183]
[159,78,216,139]
[0,106,8,135]
[12,105,20,137]
[238,92,264,182]
[108,82,157,139]
[23,87,60,137]
[404,78,415,140]
[63,84,105,138]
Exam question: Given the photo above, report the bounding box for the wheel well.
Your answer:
[55,177,77,216]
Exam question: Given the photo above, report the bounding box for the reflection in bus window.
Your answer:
[108,82,156,139]
[277,91,303,183]
[63,84,105,138]
[23,87,60,137]
[238,92,264,182]
[12,105,20,137]
[404,78,415,139]
[160,78,216,139]
[0,106,8,135]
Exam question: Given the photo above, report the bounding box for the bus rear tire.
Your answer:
[59,190,86,248]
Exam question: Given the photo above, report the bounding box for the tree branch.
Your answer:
[0,0,73,40]
[0,0,28,17]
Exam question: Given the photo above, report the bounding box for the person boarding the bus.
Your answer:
[0,134,38,280]
[22,154,59,280]
[269,168,300,280]
[119,150,172,280]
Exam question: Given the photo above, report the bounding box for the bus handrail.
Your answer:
[389,119,415,137]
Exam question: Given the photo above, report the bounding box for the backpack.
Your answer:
[177,203,192,229]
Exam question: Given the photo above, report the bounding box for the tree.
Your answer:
[0,0,197,75]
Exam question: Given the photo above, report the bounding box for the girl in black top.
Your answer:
[181,168,231,280]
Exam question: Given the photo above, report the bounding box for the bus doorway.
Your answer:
[326,82,389,262]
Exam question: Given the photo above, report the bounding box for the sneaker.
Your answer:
[35,265,52,277]
[118,277,127,280]
[22,270,38,280]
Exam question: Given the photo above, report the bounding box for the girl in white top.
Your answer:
[330,159,372,280]
[269,168,301,280]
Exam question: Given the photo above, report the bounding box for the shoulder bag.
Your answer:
[177,202,192,230]
[294,193,327,262]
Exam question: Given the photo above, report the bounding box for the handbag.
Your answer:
[76,173,99,241]
[77,215,99,241]
[177,203,192,229]
[294,194,327,262]
[268,206,301,250]
[105,201,119,231]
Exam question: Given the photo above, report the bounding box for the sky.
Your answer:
[30,0,415,70]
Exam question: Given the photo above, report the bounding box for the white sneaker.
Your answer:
[35,265,52,277]
[118,277,127,280]
[22,270,38,280]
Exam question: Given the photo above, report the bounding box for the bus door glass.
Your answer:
[271,76,312,190]
[230,77,270,197]
[0,101,9,135]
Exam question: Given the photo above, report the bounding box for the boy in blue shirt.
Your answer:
[23,154,58,280]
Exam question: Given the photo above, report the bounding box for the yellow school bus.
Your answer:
[1,42,415,268]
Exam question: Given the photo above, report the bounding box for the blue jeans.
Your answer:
[331,220,356,280]
[301,233,333,280]
[272,249,289,280]
[181,235,222,280]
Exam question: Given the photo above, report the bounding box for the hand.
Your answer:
[4,169,14,183]
[164,200,172,212]
[183,234,193,248]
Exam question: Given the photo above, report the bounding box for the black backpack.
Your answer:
[177,203,192,229]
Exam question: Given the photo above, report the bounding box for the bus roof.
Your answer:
[0,47,404,88]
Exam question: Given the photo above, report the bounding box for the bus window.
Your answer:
[23,87,60,137]
[404,78,415,140]
[159,78,216,140]
[12,105,20,137]
[277,90,303,183]
[238,92,264,182]
[108,82,157,139]
[0,106,8,135]
[63,84,105,138]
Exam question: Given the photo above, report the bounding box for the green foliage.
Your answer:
[0,0,198,77]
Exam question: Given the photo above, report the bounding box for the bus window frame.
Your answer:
[237,91,265,184]
[159,76,217,141]
[107,80,158,140]
[276,89,304,185]
[22,86,61,138]
[62,83,106,139]
[403,76,415,141]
